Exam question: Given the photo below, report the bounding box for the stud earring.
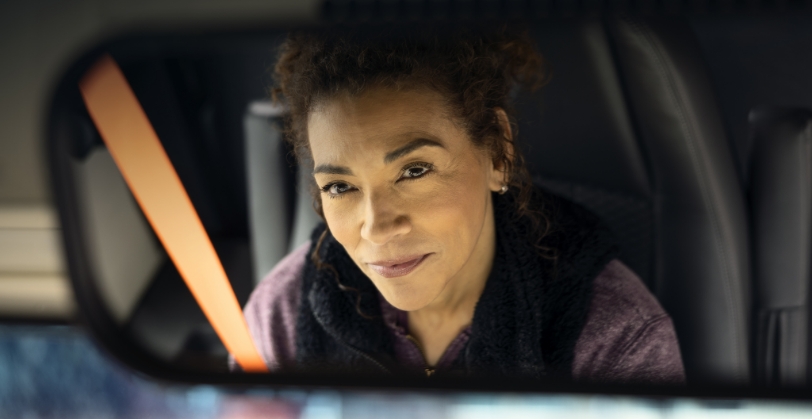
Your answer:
[499,184,509,195]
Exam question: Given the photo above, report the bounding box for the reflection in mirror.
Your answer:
[57,40,281,372]
[51,16,812,391]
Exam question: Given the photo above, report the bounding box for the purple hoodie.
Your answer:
[240,242,686,383]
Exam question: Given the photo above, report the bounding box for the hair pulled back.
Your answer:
[273,26,552,252]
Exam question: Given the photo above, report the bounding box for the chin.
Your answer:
[366,264,449,312]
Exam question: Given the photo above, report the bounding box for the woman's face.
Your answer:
[308,87,505,311]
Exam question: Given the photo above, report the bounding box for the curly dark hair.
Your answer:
[272,26,552,255]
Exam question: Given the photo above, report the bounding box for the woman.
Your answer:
[240,28,685,383]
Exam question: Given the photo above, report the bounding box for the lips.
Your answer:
[367,253,431,278]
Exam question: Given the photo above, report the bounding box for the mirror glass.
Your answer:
[48,15,812,392]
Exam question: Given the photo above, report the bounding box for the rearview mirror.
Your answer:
[45,14,812,399]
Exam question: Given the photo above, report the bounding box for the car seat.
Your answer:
[749,107,812,386]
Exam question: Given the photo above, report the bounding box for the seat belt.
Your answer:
[79,54,268,373]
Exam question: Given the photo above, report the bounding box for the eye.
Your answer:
[320,182,355,198]
[400,162,434,180]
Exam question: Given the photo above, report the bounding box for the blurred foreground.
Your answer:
[1,325,811,419]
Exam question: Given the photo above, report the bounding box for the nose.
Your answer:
[359,190,411,245]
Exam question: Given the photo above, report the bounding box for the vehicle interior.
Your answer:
[45,10,812,390]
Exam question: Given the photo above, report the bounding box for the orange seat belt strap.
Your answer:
[79,54,268,373]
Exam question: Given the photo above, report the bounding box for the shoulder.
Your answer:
[588,259,667,323]
[242,241,310,371]
[573,259,686,384]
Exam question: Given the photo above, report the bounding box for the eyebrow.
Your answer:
[383,138,445,164]
[312,137,445,176]
[313,164,353,176]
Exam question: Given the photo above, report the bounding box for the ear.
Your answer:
[495,107,513,144]
[488,107,514,192]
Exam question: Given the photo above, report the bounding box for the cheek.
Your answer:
[322,198,361,248]
[416,169,489,260]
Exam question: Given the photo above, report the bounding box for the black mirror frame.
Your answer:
[44,18,812,402]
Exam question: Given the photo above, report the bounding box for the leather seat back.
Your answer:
[610,17,752,384]
[518,17,751,383]
[749,107,812,386]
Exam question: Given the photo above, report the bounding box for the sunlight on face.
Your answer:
[308,87,503,311]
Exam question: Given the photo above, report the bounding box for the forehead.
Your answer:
[307,88,463,162]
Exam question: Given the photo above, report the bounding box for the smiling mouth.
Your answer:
[367,254,432,278]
